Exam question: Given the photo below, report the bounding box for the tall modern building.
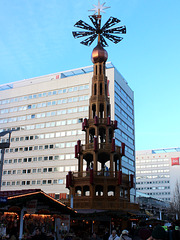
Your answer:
[0,62,135,201]
[136,148,180,202]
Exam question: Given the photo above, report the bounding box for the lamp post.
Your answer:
[0,130,12,190]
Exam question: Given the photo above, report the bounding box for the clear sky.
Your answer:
[0,0,180,151]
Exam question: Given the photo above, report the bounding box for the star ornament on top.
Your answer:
[89,0,110,15]
[72,0,126,47]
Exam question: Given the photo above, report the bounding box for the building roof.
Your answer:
[0,189,75,215]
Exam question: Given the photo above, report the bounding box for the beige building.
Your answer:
[0,62,135,200]
[136,148,180,202]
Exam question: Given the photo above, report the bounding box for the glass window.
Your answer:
[37,168,41,172]
[58,179,64,184]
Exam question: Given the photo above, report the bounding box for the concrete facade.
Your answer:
[136,148,180,202]
[0,62,135,201]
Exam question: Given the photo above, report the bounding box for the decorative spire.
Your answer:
[72,1,126,47]
[88,0,110,15]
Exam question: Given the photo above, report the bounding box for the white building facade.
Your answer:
[136,148,180,202]
[0,62,135,201]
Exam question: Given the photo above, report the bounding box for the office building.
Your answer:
[0,62,135,201]
[136,148,180,202]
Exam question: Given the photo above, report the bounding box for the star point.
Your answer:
[89,0,110,15]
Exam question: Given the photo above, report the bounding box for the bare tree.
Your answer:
[170,180,180,219]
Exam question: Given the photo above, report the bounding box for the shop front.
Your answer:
[0,189,75,239]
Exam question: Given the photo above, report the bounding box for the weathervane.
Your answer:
[72,0,126,47]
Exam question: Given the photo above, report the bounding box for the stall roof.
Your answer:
[0,189,76,216]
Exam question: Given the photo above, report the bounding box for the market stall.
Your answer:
[0,189,75,239]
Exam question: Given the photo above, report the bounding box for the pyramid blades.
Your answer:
[100,35,108,47]
[74,20,95,31]
[103,33,123,44]
[80,34,98,46]
[101,17,121,31]
[72,31,95,39]
[104,26,126,34]
[89,15,99,29]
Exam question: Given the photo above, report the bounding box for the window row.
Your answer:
[0,106,89,124]
[136,158,169,163]
[1,95,89,114]
[115,81,133,105]
[115,92,133,114]
[136,169,170,174]
[136,180,170,184]
[145,192,171,196]
[121,156,135,167]
[136,186,170,190]
[115,104,133,125]
[136,164,170,168]
[115,114,134,135]
[4,154,75,164]
[2,179,64,186]
[8,129,83,143]
[116,129,134,145]
[0,118,85,134]
[136,174,170,179]
[0,84,89,105]
[5,141,80,153]
[3,165,76,175]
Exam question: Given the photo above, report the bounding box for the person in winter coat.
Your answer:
[147,225,166,240]
[108,230,119,240]
[119,230,132,240]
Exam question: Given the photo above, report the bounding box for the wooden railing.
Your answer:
[72,171,129,185]
[81,143,121,153]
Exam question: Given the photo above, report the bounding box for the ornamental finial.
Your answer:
[88,0,110,15]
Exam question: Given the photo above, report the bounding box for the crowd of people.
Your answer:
[64,222,180,240]
[1,216,180,240]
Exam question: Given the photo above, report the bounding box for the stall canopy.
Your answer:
[0,189,76,216]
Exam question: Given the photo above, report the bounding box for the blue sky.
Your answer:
[0,0,180,151]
